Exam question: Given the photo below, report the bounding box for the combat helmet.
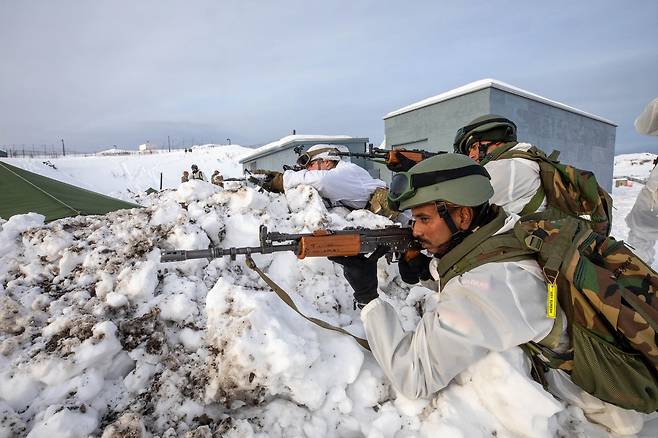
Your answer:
[388,153,493,211]
[453,114,517,156]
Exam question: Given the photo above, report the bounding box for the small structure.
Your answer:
[0,149,7,158]
[138,142,157,153]
[239,135,377,176]
[383,79,616,190]
[0,161,141,222]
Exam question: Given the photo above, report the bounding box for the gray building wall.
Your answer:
[383,87,616,191]
[241,138,376,176]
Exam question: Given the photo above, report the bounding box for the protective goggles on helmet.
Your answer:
[295,147,338,167]
[388,165,490,210]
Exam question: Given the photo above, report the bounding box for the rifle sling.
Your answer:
[244,255,371,351]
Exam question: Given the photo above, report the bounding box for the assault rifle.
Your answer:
[161,225,419,262]
[329,144,446,172]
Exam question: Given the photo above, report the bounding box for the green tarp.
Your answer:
[0,161,142,222]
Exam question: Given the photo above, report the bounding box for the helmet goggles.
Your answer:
[388,164,490,210]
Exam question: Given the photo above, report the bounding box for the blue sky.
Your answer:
[1,0,656,153]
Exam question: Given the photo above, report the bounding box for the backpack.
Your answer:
[437,209,658,413]
[481,143,613,236]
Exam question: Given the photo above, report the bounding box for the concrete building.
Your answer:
[383,79,616,190]
[138,142,157,153]
[239,135,375,175]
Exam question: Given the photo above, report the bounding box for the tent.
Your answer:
[0,161,142,222]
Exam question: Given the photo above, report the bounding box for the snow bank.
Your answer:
[0,152,656,437]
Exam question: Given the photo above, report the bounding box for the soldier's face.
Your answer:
[307,159,336,171]
[468,141,501,162]
[411,203,471,255]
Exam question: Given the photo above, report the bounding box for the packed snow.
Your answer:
[3,144,251,202]
[0,150,657,437]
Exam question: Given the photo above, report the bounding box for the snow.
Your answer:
[0,151,657,437]
[2,143,251,202]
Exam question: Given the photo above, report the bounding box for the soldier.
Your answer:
[259,144,389,213]
[190,164,207,182]
[330,154,646,435]
[453,115,544,215]
[181,171,189,183]
[211,170,224,187]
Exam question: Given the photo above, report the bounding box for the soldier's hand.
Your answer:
[261,172,284,193]
[329,246,389,307]
[398,252,432,284]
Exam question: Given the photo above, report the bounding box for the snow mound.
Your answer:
[1,153,657,436]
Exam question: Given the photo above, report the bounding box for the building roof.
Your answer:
[239,134,365,163]
[383,78,616,126]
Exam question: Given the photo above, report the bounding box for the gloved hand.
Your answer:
[261,172,284,193]
[329,246,389,307]
[398,252,432,284]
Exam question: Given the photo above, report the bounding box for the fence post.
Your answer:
[160,172,163,190]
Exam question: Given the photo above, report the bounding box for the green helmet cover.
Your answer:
[398,154,494,210]
[453,114,517,154]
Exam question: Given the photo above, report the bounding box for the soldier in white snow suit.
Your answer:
[330,154,646,436]
[259,144,388,211]
[626,98,658,265]
[453,115,546,215]
[190,164,207,182]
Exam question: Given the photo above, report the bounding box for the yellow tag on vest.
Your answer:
[546,283,557,318]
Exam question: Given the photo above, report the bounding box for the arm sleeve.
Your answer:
[283,163,385,208]
[361,261,554,399]
[485,158,543,215]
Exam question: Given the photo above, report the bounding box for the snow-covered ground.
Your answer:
[0,151,656,437]
[2,144,251,202]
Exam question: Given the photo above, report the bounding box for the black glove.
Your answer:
[398,252,432,284]
[329,246,389,307]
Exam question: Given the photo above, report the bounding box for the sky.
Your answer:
[1,0,657,154]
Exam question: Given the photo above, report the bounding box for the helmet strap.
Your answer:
[436,202,471,250]
[477,143,490,162]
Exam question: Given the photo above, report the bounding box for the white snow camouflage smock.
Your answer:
[282,160,386,209]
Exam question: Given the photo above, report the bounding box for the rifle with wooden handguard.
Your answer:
[329,144,447,172]
[160,225,419,262]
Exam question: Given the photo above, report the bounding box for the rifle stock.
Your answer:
[161,225,418,262]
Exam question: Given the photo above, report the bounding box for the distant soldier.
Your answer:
[211,170,224,187]
[181,171,189,183]
[190,164,207,181]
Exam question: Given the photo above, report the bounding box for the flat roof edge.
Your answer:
[383,79,617,126]
[239,136,369,163]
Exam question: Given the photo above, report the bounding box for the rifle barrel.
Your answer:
[161,243,298,262]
